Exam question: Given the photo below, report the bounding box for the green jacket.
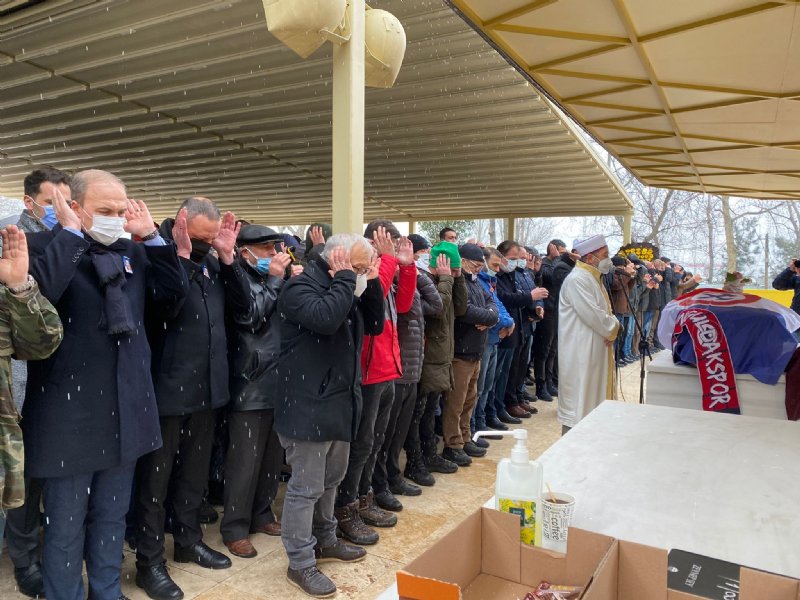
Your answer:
[418,271,467,394]
[0,281,62,512]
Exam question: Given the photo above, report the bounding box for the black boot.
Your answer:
[15,563,45,599]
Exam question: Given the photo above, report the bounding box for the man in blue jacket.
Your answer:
[773,258,800,317]
[472,248,514,437]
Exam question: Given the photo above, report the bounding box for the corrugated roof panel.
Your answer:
[0,0,632,223]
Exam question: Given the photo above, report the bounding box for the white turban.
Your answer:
[573,235,607,257]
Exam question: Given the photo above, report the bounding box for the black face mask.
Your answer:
[190,239,212,264]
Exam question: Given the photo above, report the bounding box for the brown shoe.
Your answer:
[507,405,531,419]
[358,491,398,528]
[224,538,257,559]
[251,521,281,536]
[335,501,379,545]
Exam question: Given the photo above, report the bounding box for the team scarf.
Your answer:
[672,308,741,415]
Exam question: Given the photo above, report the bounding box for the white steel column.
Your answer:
[622,213,632,244]
[331,0,366,234]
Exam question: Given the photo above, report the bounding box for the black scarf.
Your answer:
[87,243,135,336]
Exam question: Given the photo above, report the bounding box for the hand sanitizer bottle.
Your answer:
[473,429,543,546]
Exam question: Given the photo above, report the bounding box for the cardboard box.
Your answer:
[582,539,800,600]
[396,507,617,600]
[397,507,800,600]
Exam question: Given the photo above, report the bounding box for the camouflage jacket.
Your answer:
[0,280,62,512]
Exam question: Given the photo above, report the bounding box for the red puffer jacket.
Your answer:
[361,254,416,385]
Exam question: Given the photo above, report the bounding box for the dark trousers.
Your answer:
[403,388,432,466]
[414,391,441,460]
[220,409,282,544]
[135,410,214,567]
[504,342,530,407]
[493,348,515,416]
[5,476,43,568]
[373,382,417,493]
[336,381,395,506]
[532,315,556,387]
[42,462,134,600]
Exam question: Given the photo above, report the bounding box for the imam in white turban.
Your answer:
[573,235,608,257]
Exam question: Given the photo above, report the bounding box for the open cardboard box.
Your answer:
[583,539,800,600]
[396,507,616,600]
[397,507,800,600]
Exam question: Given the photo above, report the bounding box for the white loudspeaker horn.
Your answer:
[364,9,406,88]
[263,0,347,58]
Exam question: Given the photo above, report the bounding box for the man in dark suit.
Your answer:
[24,169,187,600]
[135,197,251,600]
[275,233,384,598]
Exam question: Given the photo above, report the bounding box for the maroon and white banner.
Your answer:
[672,308,741,415]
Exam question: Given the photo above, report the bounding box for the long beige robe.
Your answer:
[557,261,619,428]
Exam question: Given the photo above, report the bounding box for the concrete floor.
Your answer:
[0,359,648,599]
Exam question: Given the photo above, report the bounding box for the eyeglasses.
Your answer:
[354,267,370,276]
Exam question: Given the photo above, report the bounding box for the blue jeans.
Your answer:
[493,348,515,417]
[42,462,135,600]
[642,311,654,343]
[472,344,498,432]
[622,315,635,356]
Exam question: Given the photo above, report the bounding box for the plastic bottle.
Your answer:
[473,429,543,546]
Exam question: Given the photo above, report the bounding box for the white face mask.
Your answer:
[86,213,127,246]
[354,273,368,297]
[415,253,430,269]
[598,257,613,274]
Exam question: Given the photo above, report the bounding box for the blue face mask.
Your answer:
[253,257,272,275]
[34,202,58,229]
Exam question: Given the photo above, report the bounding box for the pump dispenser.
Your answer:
[473,429,543,546]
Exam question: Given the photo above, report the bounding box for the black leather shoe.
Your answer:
[424,454,458,474]
[173,541,231,570]
[389,478,422,496]
[473,436,490,448]
[485,417,509,431]
[15,562,45,599]
[463,441,487,458]
[135,564,184,600]
[442,447,472,466]
[497,410,522,425]
[548,383,559,397]
[375,489,403,512]
[404,464,436,486]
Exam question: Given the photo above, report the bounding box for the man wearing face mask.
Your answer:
[275,234,384,597]
[408,234,431,273]
[442,243,498,466]
[23,169,188,600]
[558,235,619,434]
[220,225,302,559]
[334,221,415,543]
[135,197,252,600]
[4,166,72,599]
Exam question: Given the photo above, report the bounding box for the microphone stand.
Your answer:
[620,268,652,404]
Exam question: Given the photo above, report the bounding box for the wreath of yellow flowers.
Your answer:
[616,243,659,262]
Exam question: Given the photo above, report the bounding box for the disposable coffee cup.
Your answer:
[540,492,576,553]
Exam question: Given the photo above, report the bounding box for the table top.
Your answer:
[537,401,800,578]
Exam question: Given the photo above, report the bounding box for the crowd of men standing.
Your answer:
[0,166,695,600]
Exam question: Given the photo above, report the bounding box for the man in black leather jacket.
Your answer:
[220,225,303,559]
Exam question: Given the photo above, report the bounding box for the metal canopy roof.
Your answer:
[0,0,632,224]
[449,0,800,200]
